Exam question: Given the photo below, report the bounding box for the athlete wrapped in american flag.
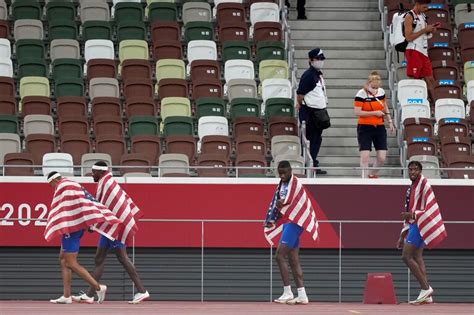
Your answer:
[264,161,319,305]
[398,161,447,305]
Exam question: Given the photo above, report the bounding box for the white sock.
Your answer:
[283,285,292,295]
[297,287,307,298]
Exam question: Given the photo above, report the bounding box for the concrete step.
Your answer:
[292,39,384,49]
[298,1,379,9]
[294,49,385,60]
[319,146,400,156]
[323,136,399,147]
[289,11,381,21]
[295,60,386,71]
[318,155,400,166]
[296,67,388,79]
[291,30,382,41]
[329,117,359,126]
[327,107,357,117]
[314,168,404,178]
[289,20,381,31]
[324,78,383,87]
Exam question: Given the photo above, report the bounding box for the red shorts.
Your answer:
[405,49,433,78]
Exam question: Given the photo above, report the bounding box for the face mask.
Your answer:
[311,60,324,69]
[368,86,378,95]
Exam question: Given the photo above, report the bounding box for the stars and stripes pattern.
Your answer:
[402,174,447,248]
[44,179,120,242]
[264,175,319,246]
[95,172,143,245]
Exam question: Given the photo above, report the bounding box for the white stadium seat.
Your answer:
[23,115,54,137]
[187,40,217,65]
[0,133,21,165]
[435,98,466,123]
[224,60,255,82]
[198,116,229,140]
[84,39,115,63]
[0,58,13,77]
[0,38,11,59]
[271,135,301,159]
[397,79,428,104]
[250,2,279,26]
[400,98,431,122]
[42,153,74,176]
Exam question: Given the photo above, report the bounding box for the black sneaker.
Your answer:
[297,15,307,20]
[285,1,290,8]
[315,168,327,175]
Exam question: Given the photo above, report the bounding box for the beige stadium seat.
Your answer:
[158,153,190,177]
[23,114,54,137]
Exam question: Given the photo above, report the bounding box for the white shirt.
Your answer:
[406,10,429,57]
[304,75,328,109]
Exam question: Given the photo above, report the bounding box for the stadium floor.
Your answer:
[1,301,473,315]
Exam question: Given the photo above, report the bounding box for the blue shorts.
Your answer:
[279,223,304,249]
[405,223,425,249]
[61,230,84,253]
[98,235,126,250]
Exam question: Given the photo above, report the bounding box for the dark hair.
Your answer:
[408,160,423,171]
[47,171,61,180]
[414,0,431,4]
[94,161,108,167]
[277,160,292,170]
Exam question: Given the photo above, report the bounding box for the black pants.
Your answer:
[297,0,306,18]
[299,105,323,167]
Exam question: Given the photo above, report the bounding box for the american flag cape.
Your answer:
[44,179,121,242]
[264,175,319,246]
[401,174,447,248]
[95,172,143,245]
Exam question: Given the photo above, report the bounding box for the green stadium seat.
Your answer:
[52,59,83,80]
[222,41,251,62]
[184,21,214,42]
[129,116,160,137]
[49,19,78,40]
[12,0,42,20]
[229,98,260,119]
[196,97,226,119]
[0,115,18,134]
[114,2,144,23]
[256,41,285,62]
[82,21,113,41]
[16,39,45,61]
[55,78,84,98]
[265,98,294,118]
[148,3,178,22]
[18,58,48,79]
[163,116,194,136]
[46,1,76,22]
[117,21,147,41]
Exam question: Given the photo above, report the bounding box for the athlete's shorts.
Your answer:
[279,223,304,249]
[98,235,126,250]
[405,223,425,249]
[405,49,433,79]
[61,230,84,253]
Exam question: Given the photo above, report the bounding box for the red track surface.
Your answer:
[0,301,473,315]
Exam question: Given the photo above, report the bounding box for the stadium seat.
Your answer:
[120,153,151,175]
[148,2,178,22]
[52,59,83,80]
[0,77,14,96]
[122,59,152,80]
[25,134,57,165]
[119,40,149,64]
[253,22,282,42]
[224,59,255,82]
[48,19,78,41]
[432,60,459,81]
[129,116,159,137]
[14,19,43,40]
[201,135,231,159]
[61,134,92,166]
[196,97,226,118]
[0,38,10,59]
[152,40,183,60]
[160,97,191,120]
[82,21,113,41]
[218,22,248,42]
[42,153,74,176]
[265,98,294,118]
[198,116,229,141]
[460,45,474,64]
[235,153,267,176]
[397,80,428,104]
[236,134,266,156]
[151,21,181,43]
[125,97,156,117]
[403,117,433,140]
[163,116,194,136]
[0,96,16,115]
[87,59,117,80]
[192,79,222,99]
[271,135,301,159]
[273,154,305,176]
[4,152,35,176]
[50,39,80,61]
[80,1,110,22]
[165,135,196,163]
[117,21,147,41]
[182,2,212,25]
[428,45,455,62]
[400,99,431,122]
[465,62,474,87]
[425,3,449,24]
[81,152,112,176]
[19,77,50,100]
[454,3,474,27]
[22,96,51,117]
[434,98,466,123]
[131,135,162,164]
[156,59,186,83]
[250,2,279,26]
[438,118,469,139]
[433,80,462,100]
[216,2,245,25]
[406,137,437,159]
[268,116,298,138]
[259,60,289,81]
[95,135,127,166]
[227,79,257,101]
[92,97,122,117]
[408,155,440,179]
[124,78,154,99]
[17,58,47,78]
[229,98,260,119]
[458,23,474,49]
[222,40,251,62]
[158,153,190,177]
[114,2,143,23]
[24,115,54,137]
[233,116,264,139]
[46,1,76,22]
[446,154,474,179]
[55,78,84,98]
[0,20,7,38]
[440,136,471,161]
[56,97,88,118]
[157,78,188,99]
[0,58,12,77]
[93,116,124,137]
[58,115,89,136]
[190,60,221,81]
[428,24,452,46]
[262,79,292,105]
[89,78,120,99]
[16,39,45,61]
[0,133,21,165]
[0,0,6,20]
[257,41,285,62]
[12,0,42,20]
[0,115,18,134]
[187,40,217,66]
[197,153,229,177]
[85,40,115,63]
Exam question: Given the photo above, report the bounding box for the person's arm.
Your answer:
[397,228,409,249]
[296,94,305,110]
[404,13,436,42]
[382,97,396,133]
[296,71,317,110]
[354,106,385,117]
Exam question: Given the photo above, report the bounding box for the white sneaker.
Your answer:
[286,296,309,305]
[128,291,150,304]
[71,291,94,304]
[409,287,434,305]
[423,296,433,304]
[49,296,72,304]
[274,293,294,304]
[96,284,107,304]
